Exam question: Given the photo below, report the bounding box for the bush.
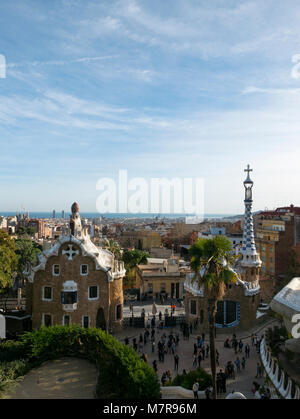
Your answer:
[0,359,31,392]
[0,325,161,399]
[0,340,29,362]
[171,368,212,391]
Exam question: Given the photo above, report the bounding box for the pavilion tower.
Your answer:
[240,165,262,282]
[70,202,83,237]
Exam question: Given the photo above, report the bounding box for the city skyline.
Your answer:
[1,1,300,212]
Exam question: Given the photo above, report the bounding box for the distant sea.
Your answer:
[0,212,237,220]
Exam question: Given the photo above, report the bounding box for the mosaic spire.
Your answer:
[241,165,261,267]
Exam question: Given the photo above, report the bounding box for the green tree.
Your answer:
[122,249,149,288]
[189,236,237,399]
[17,226,36,237]
[15,238,41,282]
[0,231,18,293]
[122,249,149,270]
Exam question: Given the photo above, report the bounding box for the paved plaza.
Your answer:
[123,299,185,319]
[1,300,278,400]
[117,301,279,399]
[2,357,98,399]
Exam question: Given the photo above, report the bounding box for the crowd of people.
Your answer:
[123,309,269,399]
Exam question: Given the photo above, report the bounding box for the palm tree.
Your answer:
[189,236,238,399]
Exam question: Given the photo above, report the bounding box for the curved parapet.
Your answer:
[270,277,300,333]
[226,392,247,399]
[260,337,300,399]
[24,232,125,283]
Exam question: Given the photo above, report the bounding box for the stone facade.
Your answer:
[136,258,186,300]
[119,230,162,250]
[25,203,125,332]
[184,166,262,332]
[185,284,260,333]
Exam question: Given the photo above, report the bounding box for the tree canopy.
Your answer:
[122,249,149,270]
[189,235,237,301]
[15,238,41,279]
[122,249,149,288]
[0,230,18,292]
[17,226,36,237]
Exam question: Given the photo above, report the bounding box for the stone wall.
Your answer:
[185,284,259,333]
[27,241,123,331]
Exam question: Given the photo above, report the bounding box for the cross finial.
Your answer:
[244,164,253,175]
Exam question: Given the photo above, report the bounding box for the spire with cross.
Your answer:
[244,164,253,177]
[244,164,254,201]
[241,165,262,268]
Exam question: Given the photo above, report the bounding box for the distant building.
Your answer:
[119,230,162,250]
[255,205,300,287]
[149,247,173,259]
[27,219,52,239]
[0,216,7,229]
[52,210,56,219]
[136,257,187,300]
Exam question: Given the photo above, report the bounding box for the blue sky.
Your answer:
[1,0,300,214]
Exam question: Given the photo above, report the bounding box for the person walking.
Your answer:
[232,339,238,354]
[193,354,197,368]
[171,341,176,355]
[197,352,202,368]
[220,369,227,393]
[153,360,158,373]
[133,338,137,352]
[238,339,243,353]
[206,344,210,358]
[161,372,167,386]
[174,354,179,372]
[256,362,263,378]
[245,343,250,358]
[241,357,246,371]
[192,381,199,399]
[193,343,198,356]
[235,357,241,372]
[201,345,205,360]
[216,349,220,367]
[205,386,212,399]
[216,372,222,395]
